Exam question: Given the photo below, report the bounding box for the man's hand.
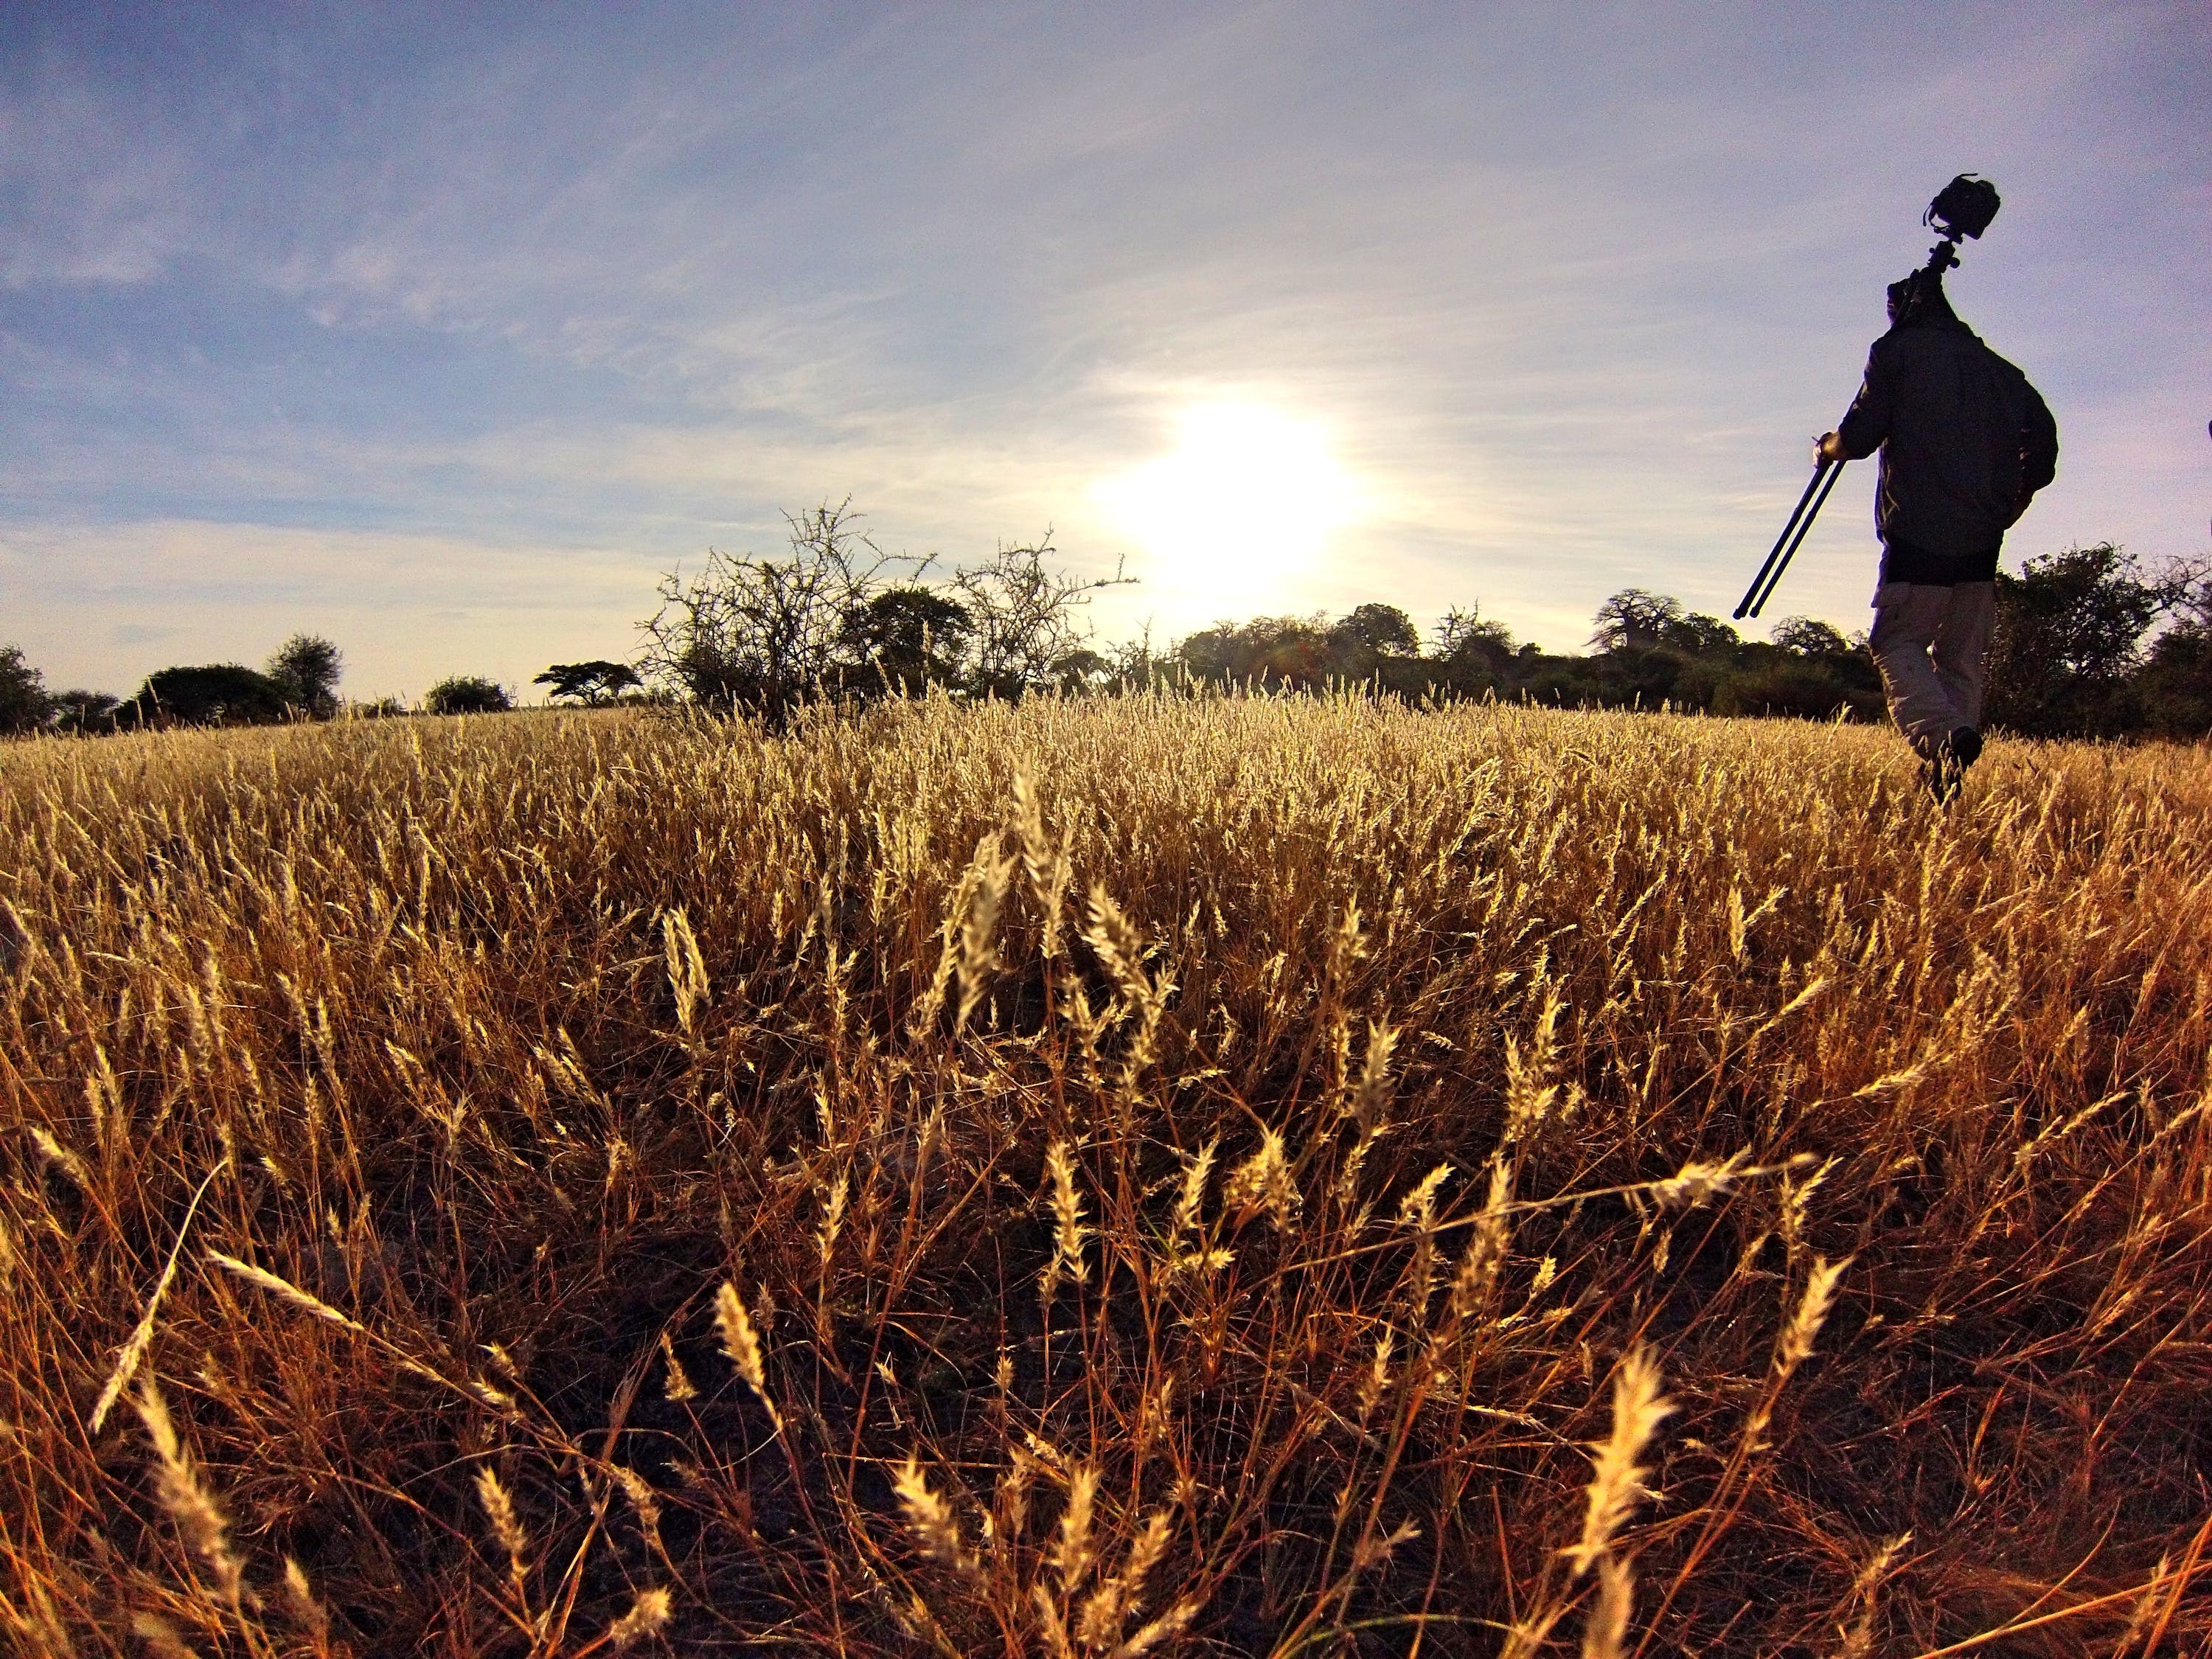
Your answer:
[1812,431,1848,465]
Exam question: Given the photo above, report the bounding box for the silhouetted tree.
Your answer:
[534,661,643,705]
[267,633,344,718]
[1986,543,2188,737]
[1590,589,1685,651]
[947,533,1128,700]
[49,690,121,734]
[423,676,513,715]
[837,587,973,691]
[1433,606,1516,667]
[1177,616,1332,688]
[1657,612,1741,655]
[640,501,905,720]
[640,503,1125,718]
[0,646,49,734]
[2135,618,2212,739]
[1328,601,1419,660]
[1770,616,1854,657]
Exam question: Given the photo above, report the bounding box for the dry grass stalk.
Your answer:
[713,1281,782,1430]
[88,1163,223,1433]
[1040,1140,1092,1305]
[1447,1157,1514,1327]
[1051,1464,1099,1593]
[892,1453,977,1577]
[1565,1347,1672,1576]
[1835,1533,1909,1659]
[280,1556,332,1649]
[474,1466,530,1589]
[605,1586,672,1649]
[661,908,709,1037]
[1222,1126,1300,1231]
[955,835,1012,1032]
[129,1612,201,1659]
[1582,1552,1635,1659]
[1076,1509,1171,1649]
[134,1377,243,1613]
[1775,1255,1850,1380]
[204,1251,368,1335]
[658,1329,697,1402]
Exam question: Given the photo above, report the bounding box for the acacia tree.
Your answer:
[534,661,643,705]
[422,676,512,715]
[1769,616,1854,657]
[838,587,973,692]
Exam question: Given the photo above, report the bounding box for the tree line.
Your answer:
[4,509,2208,741]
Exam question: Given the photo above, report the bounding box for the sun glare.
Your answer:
[1099,402,1358,606]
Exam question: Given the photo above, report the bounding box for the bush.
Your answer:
[422,677,513,715]
[126,664,293,727]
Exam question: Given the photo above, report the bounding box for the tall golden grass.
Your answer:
[2,694,2209,1656]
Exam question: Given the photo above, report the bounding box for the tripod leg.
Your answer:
[1747,459,1845,618]
[1734,461,1834,620]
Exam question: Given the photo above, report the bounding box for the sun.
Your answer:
[1098,402,1358,606]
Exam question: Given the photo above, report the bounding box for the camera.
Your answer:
[1926,174,2000,246]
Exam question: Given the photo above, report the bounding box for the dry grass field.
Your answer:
[3,695,2210,1658]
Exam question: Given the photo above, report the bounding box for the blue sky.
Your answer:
[4,1,2207,700]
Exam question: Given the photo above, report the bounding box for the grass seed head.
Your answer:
[1565,1347,1673,1576]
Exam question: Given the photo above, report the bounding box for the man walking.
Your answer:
[1816,270,2057,799]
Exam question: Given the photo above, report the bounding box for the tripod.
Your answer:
[1733,456,1844,621]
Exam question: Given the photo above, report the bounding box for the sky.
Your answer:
[3,1,2208,702]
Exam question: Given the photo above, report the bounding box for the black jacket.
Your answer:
[1834,316,2058,584]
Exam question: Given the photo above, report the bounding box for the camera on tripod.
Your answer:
[1731,175,2003,622]
[1922,174,2000,274]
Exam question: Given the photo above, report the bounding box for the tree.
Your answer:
[1176,616,1332,688]
[49,690,121,734]
[0,645,49,734]
[1590,589,1685,651]
[1986,543,2187,737]
[267,633,344,718]
[423,676,513,715]
[639,500,905,720]
[127,665,291,727]
[534,661,643,705]
[1769,616,1854,657]
[836,587,973,691]
[639,503,1127,718]
[1433,606,1516,667]
[945,533,1127,701]
[1328,601,1421,661]
[1658,612,1741,655]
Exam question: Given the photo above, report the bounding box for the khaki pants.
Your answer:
[1868,581,1994,754]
